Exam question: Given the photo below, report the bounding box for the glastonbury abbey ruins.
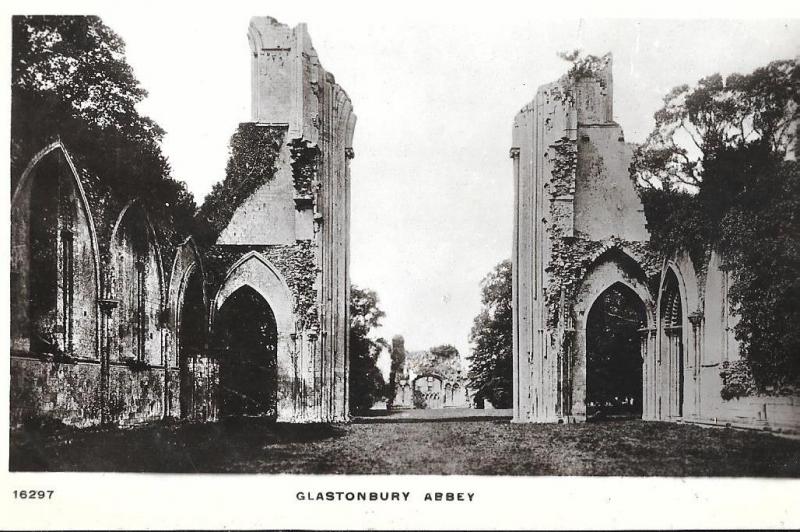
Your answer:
[9,17,800,435]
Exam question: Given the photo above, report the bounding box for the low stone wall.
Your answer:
[107,365,168,426]
[692,395,800,435]
[10,356,102,427]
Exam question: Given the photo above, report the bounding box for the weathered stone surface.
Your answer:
[10,16,355,427]
[387,337,471,410]
[10,357,102,427]
[511,55,800,433]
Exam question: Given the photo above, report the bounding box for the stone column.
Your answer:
[510,146,522,421]
[688,311,704,420]
[98,298,118,425]
[639,326,657,420]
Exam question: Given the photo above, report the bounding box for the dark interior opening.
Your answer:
[179,267,207,418]
[586,282,646,420]
[211,286,278,418]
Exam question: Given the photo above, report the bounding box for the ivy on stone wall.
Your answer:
[545,237,660,329]
[544,129,660,329]
[195,124,286,247]
[719,360,757,400]
[290,139,319,198]
[548,137,577,199]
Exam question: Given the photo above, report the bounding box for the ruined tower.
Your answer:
[510,55,652,423]
[203,17,355,422]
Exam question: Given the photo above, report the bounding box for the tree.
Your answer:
[467,260,513,408]
[632,57,800,392]
[349,286,388,414]
[407,344,461,379]
[717,154,800,390]
[632,58,799,191]
[12,16,196,238]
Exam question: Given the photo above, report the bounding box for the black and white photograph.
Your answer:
[3,1,800,529]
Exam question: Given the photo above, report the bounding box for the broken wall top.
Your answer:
[511,53,649,243]
[248,16,356,148]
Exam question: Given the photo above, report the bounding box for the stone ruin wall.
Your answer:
[9,16,355,427]
[387,335,471,410]
[512,55,800,433]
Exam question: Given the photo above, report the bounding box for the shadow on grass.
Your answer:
[352,415,512,424]
[10,417,345,473]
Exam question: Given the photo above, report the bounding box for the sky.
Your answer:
[20,3,799,375]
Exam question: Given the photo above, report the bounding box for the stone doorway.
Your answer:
[212,286,278,418]
[586,282,647,419]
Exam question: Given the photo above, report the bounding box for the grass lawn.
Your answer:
[9,409,800,475]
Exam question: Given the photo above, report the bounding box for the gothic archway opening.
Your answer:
[586,282,647,419]
[412,375,443,409]
[178,266,206,419]
[212,286,278,418]
[660,270,684,418]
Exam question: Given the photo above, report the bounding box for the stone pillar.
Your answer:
[688,311,704,420]
[510,147,522,421]
[568,327,584,420]
[98,298,118,425]
[639,326,657,420]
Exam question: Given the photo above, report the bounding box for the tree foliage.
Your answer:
[632,59,799,191]
[407,344,461,380]
[557,49,610,81]
[633,57,800,391]
[716,156,800,390]
[349,286,388,414]
[467,260,513,408]
[11,15,196,239]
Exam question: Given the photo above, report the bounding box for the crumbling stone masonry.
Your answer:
[10,16,354,426]
[387,335,471,410]
[511,55,800,433]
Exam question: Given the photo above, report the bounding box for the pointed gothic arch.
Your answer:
[571,247,655,420]
[11,142,100,358]
[211,251,296,417]
[109,200,165,365]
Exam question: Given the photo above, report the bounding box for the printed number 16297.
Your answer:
[13,490,54,500]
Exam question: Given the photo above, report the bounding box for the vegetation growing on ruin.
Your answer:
[408,345,462,380]
[202,242,319,327]
[558,50,610,82]
[632,58,800,393]
[11,16,197,256]
[543,108,660,330]
[290,139,319,198]
[195,124,286,247]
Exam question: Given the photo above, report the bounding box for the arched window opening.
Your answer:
[11,149,97,358]
[586,282,647,419]
[113,204,162,365]
[660,270,684,417]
